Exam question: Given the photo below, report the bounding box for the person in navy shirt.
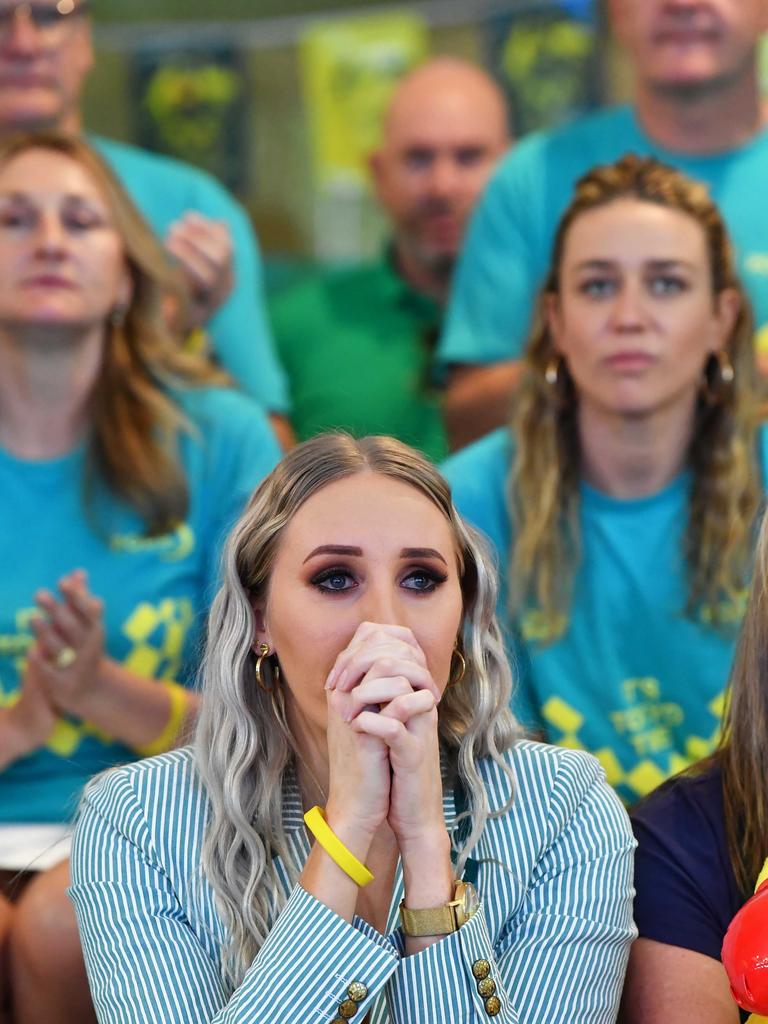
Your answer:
[623,502,768,1022]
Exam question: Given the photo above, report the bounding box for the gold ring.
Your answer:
[54,646,77,669]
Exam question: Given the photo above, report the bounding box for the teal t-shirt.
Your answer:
[92,136,289,413]
[439,105,768,366]
[269,255,448,462]
[442,427,767,804]
[0,387,281,823]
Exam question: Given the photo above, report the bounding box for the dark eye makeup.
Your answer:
[309,564,448,595]
[401,567,448,591]
[310,566,357,592]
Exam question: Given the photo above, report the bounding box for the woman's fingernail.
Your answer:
[337,669,348,689]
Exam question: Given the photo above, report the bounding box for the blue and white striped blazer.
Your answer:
[70,740,636,1024]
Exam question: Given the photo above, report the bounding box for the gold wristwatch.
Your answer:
[400,880,480,937]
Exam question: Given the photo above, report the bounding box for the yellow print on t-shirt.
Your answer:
[109,522,195,562]
[0,598,194,757]
[0,607,36,687]
[541,677,725,801]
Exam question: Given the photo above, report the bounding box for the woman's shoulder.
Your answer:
[441,427,514,486]
[442,429,515,552]
[630,762,744,958]
[75,747,208,871]
[81,745,203,812]
[477,740,632,849]
[173,385,273,434]
[172,385,281,479]
[630,762,731,882]
[631,761,723,831]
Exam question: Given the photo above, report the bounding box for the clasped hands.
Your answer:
[5,569,105,760]
[323,621,448,859]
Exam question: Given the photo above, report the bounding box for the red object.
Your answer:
[722,878,768,1014]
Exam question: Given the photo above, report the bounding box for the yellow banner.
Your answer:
[300,12,429,186]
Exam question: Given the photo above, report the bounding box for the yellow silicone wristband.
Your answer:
[303,806,374,887]
[135,681,189,757]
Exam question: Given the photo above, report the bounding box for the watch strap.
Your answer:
[399,899,459,937]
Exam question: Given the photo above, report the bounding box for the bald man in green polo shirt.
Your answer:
[270,57,509,461]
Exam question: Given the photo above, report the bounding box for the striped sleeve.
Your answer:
[386,749,636,1024]
[70,768,399,1024]
[499,750,636,1023]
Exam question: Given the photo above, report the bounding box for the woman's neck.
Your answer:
[286,702,331,810]
[577,393,697,500]
[0,325,104,459]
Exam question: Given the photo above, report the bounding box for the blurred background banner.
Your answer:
[132,42,248,195]
[299,11,428,188]
[298,11,428,261]
[89,1,613,265]
[486,0,599,137]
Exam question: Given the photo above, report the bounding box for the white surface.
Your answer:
[0,824,72,872]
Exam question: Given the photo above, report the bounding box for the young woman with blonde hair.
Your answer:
[0,133,280,1023]
[444,154,766,805]
[71,432,635,1023]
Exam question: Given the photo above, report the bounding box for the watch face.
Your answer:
[456,881,480,926]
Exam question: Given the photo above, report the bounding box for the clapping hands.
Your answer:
[2,570,105,766]
[27,569,105,720]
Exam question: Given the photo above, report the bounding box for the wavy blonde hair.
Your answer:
[511,154,764,633]
[714,504,768,894]
[0,132,226,535]
[195,433,520,988]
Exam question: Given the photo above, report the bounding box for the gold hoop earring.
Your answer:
[255,642,280,693]
[448,646,467,688]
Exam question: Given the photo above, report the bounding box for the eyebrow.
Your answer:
[0,191,104,206]
[302,545,363,563]
[574,258,696,271]
[400,546,448,565]
[302,544,448,566]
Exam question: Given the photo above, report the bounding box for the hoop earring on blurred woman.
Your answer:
[701,349,735,405]
[544,355,562,388]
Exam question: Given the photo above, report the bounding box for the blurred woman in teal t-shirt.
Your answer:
[443,154,766,807]
[0,134,280,1024]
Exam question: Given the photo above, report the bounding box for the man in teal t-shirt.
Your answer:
[439,0,768,448]
[270,58,509,461]
[0,0,290,437]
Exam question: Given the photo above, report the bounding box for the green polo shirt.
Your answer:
[269,255,448,462]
